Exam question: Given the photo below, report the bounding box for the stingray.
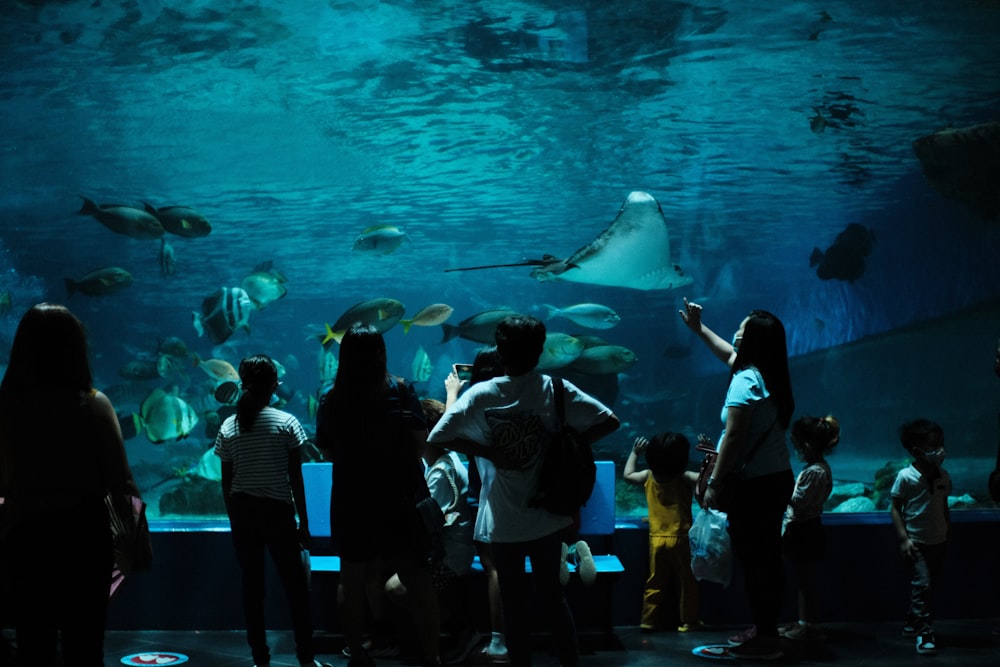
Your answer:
[446,191,693,291]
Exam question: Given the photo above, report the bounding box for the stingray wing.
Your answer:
[533,191,693,291]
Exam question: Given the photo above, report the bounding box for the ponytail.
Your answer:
[235,354,278,432]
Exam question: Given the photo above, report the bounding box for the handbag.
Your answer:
[695,421,776,512]
[105,492,153,575]
[529,377,597,516]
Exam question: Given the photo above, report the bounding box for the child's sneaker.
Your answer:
[727,635,783,661]
[482,643,510,664]
[916,632,937,655]
[574,540,596,586]
[728,625,757,646]
[677,621,704,633]
[559,542,570,586]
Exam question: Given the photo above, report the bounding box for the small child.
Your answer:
[890,418,951,656]
[780,415,840,642]
[623,433,700,632]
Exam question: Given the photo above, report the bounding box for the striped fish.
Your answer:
[192,287,253,344]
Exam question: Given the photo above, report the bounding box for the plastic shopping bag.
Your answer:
[689,507,732,587]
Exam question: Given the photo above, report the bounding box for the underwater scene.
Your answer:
[1,1,999,521]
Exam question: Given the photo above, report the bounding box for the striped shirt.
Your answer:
[214,406,307,503]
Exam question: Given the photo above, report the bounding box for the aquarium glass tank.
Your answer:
[1,0,999,523]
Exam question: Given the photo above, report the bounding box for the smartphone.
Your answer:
[453,363,474,382]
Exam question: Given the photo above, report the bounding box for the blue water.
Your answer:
[1,1,999,517]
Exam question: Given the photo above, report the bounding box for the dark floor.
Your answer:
[89,619,1000,666]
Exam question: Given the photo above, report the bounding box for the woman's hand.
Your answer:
[679,297,703,333]
[445,371,466,396]
[703,485,718,510]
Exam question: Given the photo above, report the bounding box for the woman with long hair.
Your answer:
[316,324,440,667]
[215,354,330,667]
[680,299,795,661]
[0,303,137,666]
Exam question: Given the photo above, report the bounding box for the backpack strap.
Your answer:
[552,376,567,428]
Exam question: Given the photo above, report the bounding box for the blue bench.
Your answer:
[303,461,623,639]
[302,460,622,576]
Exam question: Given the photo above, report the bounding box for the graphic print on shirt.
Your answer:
[484,407,547,469]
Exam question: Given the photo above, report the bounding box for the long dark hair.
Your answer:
[236,354,278,431]
[1,303,93,401]
[329,324,389,409]
[732,309,795,429]
[471,345,504,385]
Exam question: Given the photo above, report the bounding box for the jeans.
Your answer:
[906,541,947,632]
[492,530,577,667]
[229,493,314,666]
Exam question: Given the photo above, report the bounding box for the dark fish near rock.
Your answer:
[79,197,163,240]
[192,287,253,344]
[144,202,212,237]
[65,266,133,297]
[118,359,161,381]
[809,223,875,282]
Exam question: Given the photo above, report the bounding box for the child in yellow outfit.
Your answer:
[624,433,700,632]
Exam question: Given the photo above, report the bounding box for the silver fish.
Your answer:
[401,303,454,334]
[352,224,409,254]
[543,303,621,330]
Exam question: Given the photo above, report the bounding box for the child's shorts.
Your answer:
[782,517,825,562]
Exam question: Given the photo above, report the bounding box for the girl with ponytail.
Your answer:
[215,354,331,667]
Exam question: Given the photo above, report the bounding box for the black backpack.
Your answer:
[529,377,597,516]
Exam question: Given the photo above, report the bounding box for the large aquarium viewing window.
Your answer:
[1,1,998,525]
